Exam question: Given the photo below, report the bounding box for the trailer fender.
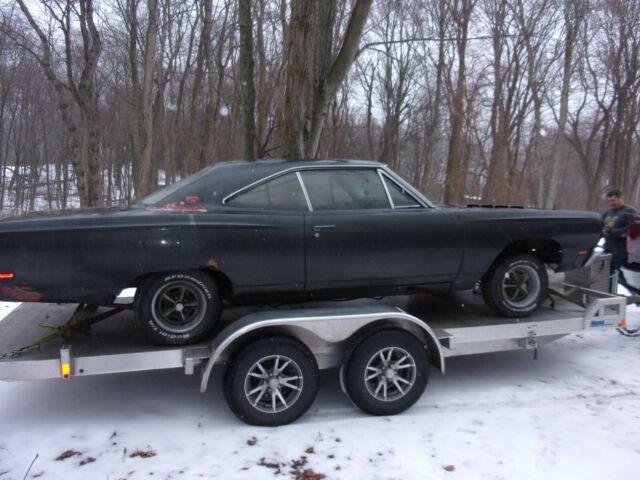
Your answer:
[199,305,445,392]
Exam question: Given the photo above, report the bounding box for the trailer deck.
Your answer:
[0,257,627,425]
[0,281,624,379]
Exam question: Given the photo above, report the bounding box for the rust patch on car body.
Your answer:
[152,202,208,213]
[0,284,44,302]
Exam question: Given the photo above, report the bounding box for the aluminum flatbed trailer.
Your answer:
[0,260,626,426]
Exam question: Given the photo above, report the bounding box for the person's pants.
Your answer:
[610,254,628,290]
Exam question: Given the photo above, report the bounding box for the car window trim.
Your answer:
[377,169,395,209]
[224,165,384,205]
[301,168,393,212]
[296,171,314,212]
[379,171,421,209]
[379,168,432,208]
[224,172,310,213]
[222,164,435,210]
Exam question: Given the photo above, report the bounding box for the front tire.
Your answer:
[344,330,429,416]
[482,254,548,317]
[136,271,221,345]
[224,337,319,426]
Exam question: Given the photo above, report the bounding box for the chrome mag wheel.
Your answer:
[244,355,304,413]
[364,346,417,402]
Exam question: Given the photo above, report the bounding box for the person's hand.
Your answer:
[602,226,612,236]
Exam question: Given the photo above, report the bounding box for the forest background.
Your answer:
[1,0,639,213]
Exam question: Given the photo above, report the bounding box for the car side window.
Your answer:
[301,169,390,211]
[227,173,308,211]
[382,175,422,208]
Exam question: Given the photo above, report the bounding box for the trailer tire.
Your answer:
[224,337,319,426]
[136,271,221,345]
[482,254,548,318]
[345,330,429,416]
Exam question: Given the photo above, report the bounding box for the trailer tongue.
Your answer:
[0,255,627,426]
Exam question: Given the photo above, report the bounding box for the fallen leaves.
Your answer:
[55,450,81,461]
[256,453,326,480]
[129,449,157,459]
[78,457,96,466]
[258,457,283,474]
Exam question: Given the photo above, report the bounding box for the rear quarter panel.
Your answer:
[453,208,601,289]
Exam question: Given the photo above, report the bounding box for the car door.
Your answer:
[301,168,463,292]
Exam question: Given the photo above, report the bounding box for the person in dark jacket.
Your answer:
[602,190,637,281]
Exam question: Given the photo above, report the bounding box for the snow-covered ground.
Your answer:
[0,301,639,480]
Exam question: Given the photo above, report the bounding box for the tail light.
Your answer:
[0,272,14,280]
[629,221,640,264]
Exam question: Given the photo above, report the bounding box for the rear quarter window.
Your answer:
[226,173,308,211]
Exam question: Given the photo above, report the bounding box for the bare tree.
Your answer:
[14,0,103,207]
[545,0,585,208]
[121,0,160,199]
[443,0,477,205]
[238,0,256,160]
[284,0,373,160]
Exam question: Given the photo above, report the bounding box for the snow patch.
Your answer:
[0,301,20,323]
[0,307,639,479]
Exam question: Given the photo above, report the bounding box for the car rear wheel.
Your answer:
[482,254,548,317]
[136,271,221,345]
[344,330,429,416]
[224,337,319,426]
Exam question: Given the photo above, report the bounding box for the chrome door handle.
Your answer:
[313,225,336,232]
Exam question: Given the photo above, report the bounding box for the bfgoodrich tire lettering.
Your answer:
[482,254,548,318]
[345,330,429,416]
[224,337,319,426]
[136,271,221,345]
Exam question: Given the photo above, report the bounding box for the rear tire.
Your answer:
[344,330,429,416]
[224,337,319,426]
[482,254,548,318]
[136,271,221,345]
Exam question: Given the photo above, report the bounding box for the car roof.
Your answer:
[214,158,383,175]
[207,159,386,198]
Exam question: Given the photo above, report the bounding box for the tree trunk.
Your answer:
[133,0,159,199]
[16,0,103,207]
[238,0,256,160]
[284,0,372,160]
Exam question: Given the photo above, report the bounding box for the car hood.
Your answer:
[447,205,602,231]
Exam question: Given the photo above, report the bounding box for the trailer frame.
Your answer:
[0,256,627,425]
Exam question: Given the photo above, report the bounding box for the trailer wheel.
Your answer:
[136,271,221,345]
[344,330,429,416]
[482,254,548,318]
[224,337,319,426]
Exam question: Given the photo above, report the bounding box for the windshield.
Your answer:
[138,167,213,206]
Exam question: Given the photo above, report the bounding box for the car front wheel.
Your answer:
[136,271,221,345]
[482,254,548,317]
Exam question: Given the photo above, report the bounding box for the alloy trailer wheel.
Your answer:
[345,330,429,416]
[136,271,221,345]
[482,254,548,318]
[224,337,319,426]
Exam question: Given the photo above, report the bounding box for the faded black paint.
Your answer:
[0,160,602,306]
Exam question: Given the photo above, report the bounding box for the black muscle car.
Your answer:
[0,160,601,345]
